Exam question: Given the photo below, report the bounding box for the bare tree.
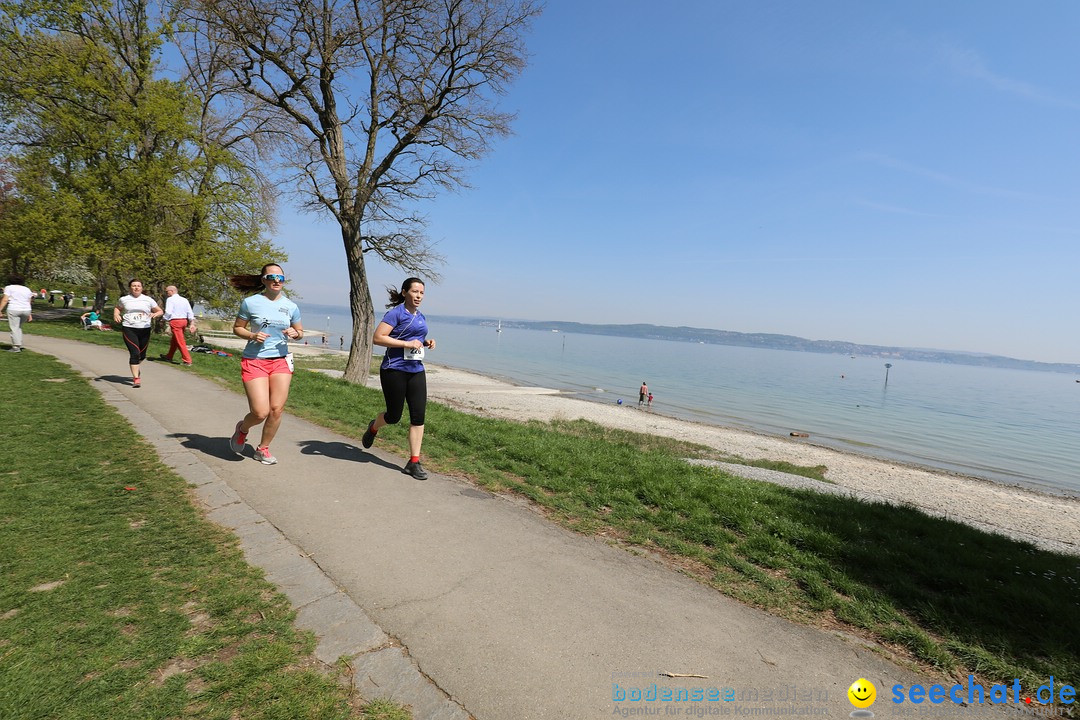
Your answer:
[180,0,540,383]
[171,18,286,310]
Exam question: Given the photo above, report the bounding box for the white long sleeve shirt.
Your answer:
[164,293,195,322]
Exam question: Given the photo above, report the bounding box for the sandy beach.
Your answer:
[419,364,1080,557]
[205,334,1080,556]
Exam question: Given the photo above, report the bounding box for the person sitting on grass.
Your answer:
[80,309,108,330]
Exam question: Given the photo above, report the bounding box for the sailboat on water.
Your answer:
[496,319,502,333]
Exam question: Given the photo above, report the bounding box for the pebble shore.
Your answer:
[421,364,1080,557]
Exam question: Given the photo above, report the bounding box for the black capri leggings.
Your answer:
[380,368,427,426]
[122,326,152,365]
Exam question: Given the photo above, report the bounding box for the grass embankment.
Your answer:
[0,346,408,718]
[15,314,1080,702]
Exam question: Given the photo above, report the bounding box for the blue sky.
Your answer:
[278,1,1080,364]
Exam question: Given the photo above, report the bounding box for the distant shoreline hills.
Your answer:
[431,315,1080,375]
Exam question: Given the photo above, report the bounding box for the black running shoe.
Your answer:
[361,420,377,449]
[402,460,428,480]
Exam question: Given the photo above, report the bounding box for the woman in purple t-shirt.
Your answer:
[361,277,436,480]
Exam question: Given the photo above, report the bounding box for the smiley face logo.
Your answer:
[848,678,876,708]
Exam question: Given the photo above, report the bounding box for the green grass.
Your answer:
[14,313,1080,699]
[0,346,408,719]
[196,318,235,331]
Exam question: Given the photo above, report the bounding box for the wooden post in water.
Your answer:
[884,363,892,388]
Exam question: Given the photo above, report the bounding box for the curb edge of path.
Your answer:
[54,350,473,720]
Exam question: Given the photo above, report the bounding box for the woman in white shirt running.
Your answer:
[113,278,163,388]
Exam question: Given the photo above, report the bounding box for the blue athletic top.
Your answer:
[379,304,427,373]
[236,293,302,359]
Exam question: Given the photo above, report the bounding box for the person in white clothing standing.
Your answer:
[0,275,35,352]
[161,285,197,366]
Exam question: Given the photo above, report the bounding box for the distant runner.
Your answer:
[0,275,35,352]
[114,278,163,387]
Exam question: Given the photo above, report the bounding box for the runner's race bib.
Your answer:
[123,311,149,324]
[286,353,295,372]
[405,346,425,361]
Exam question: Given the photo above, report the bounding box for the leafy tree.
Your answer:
[0,0,280,312]
[170,16,285,312]
[0,159,30,277]
[180,0,540,383]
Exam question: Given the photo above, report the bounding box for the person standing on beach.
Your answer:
[114,279,163,387]
[362,277,436,480]
[0,275,35,352]
[639,381,648,407]
[227,264,303,465]
[161,285,197,366]
[647,392,653,409]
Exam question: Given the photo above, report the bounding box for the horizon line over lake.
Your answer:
[299,304,1080,374]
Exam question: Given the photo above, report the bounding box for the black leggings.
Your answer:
[380,368,427,426]
[122,326,152,365]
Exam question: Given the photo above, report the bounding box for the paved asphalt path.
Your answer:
[26,334,1025,720]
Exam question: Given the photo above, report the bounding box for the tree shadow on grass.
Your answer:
[297,439,400,471]
[757,484,1080,683]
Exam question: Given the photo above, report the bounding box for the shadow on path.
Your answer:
[95,374,134,386]
[168,432,246,461]
[22,306,83,321]
[297,439,400,470]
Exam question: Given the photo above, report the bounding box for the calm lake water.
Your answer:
[306,304,1080,496]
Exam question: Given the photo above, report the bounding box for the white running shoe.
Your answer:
[254,446,277,465]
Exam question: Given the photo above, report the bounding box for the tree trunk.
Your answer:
[94,285,108,314]
[342,221,375,385]
[87,257,108,312]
